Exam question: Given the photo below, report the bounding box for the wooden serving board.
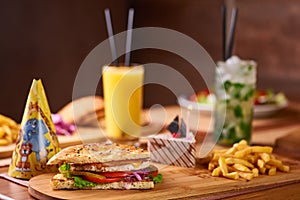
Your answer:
[28,158,300,200]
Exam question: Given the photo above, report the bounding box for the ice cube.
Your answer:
[217,56,256,84]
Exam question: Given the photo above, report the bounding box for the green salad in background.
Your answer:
[254,89,287,105]
[189,89,215,105]
[190,89,287,106]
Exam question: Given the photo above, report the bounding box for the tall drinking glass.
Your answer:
[213,56,257,146]
[102,64,144,145]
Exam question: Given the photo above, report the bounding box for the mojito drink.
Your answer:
[214,56,257,146]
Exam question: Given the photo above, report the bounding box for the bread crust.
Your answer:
[47,143,150,165]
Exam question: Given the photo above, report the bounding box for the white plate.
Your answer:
[177,95,213,116]
[253,101,288,118]
[177,95,288,118]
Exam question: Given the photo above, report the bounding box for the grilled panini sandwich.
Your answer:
[47,143,162,190]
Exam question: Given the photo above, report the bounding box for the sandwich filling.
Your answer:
[69,158,150,172]
[55,163,162,189]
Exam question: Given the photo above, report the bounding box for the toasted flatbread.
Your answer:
[75,109,104,127]
[47,143,150,165]
[58,96,104,126]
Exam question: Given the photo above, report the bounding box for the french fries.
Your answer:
[0,114,20,146]
[208,140,290,181]
[238,172,254,181]
[225,158,254,169]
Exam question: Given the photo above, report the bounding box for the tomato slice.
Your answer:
[71,165,159,184]
[201,89,210,96]
[82,175,122,184]
[100,171,132,178]
[147,165,159,177]
[149,170,158,177]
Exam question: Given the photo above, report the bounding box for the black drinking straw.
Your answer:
[222,5,227,61]
[104,8,118,66]
[227,7,238,59]
[125,8,135,66]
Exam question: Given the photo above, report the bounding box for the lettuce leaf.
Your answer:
[73,176,98,188]
[59,163,70,173]
[148,173,163,184]
[153,174,163,184]
[58,163,98,188]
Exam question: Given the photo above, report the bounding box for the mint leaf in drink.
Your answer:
[244,87,255,101]
[224,81,231,92]
[248,65,253,71]
[240,121,252,140]
[234,105,243,118]
[227,127,236,139]
[232,83,243,99]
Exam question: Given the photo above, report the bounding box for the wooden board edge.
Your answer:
[28,186,63,200]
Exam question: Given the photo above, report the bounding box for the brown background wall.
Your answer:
[0,0,129,121]
[234,0,300,96]
[0,0,299,121]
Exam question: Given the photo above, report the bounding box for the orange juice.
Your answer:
[102,65,144,143]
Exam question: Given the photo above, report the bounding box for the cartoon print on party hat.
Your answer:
[16,143,32,171]
[22,118,50,162]
[8,79,60,179]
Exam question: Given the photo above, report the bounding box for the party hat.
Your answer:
[8,79,60,179]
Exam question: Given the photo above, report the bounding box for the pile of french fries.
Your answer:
[0,114,20,146]
[208,140,290,181]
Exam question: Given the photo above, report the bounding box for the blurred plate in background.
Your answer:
[254,101,288,118]
[177,95,213,116]
[177,95,288,118]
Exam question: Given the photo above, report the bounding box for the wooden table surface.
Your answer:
[1,101,300,199]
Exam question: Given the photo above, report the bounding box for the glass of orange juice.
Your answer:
[102,64,144,144]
